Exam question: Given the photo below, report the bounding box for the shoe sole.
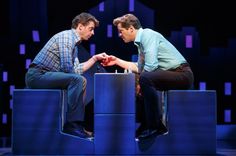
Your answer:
[60,131,94,142]
[137,130,169,141]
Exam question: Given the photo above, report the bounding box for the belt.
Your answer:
[170,63,191,72]
[29,63,49,71]
[29,63,37,68]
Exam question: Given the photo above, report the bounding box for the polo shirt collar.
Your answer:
[134,28,143,46]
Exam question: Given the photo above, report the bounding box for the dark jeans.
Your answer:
[137,64,194,129]
[25,67,87,122]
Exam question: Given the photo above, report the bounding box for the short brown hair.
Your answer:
[113,14,142,29]
[71,12,99,29]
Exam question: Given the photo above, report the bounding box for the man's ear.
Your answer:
[129,26,135,32]
[78,23,84,31]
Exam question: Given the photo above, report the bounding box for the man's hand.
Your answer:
[93,52,109,62]
[101,55,117,66]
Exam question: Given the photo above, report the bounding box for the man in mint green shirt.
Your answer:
[102,14,194,141]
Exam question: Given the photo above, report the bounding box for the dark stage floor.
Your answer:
[1,140,236,156]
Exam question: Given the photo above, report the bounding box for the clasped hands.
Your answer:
[93,52,142,96]
[92,52,117,66]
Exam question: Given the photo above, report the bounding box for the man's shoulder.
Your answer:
[141,28,156,40]
[143,28,159,35]
[49,29,74,41]
[143,28,154,32]
[142,28,164,39]
[55,29,73,36]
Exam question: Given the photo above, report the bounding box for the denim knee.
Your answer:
[70,75,86,85]
[81,76,87,91]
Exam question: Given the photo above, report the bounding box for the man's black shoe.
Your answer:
[137,125,168,141]
[63,122,94,141]
[135,124,147,141]
[137,129,158,140]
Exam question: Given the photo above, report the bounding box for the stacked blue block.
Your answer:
[12,87,216,154]
[217,125,236,140]
[94,73,135,155]
[12,89,94,155]
[136,90,216,155]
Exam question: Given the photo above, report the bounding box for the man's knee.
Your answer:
[81,76,87,90]
[71,74,86,85]
[139,73,151,86]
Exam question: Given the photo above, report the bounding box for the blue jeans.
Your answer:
[25,68,86,122]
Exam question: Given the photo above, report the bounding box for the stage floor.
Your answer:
[1,140,236,156]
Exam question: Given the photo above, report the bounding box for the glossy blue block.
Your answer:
[94,73,135,114]
[94,73,135,155]
[217,125,236,140]
[12,89,94,155]
[136,90,216,155]
[94,114,135,155]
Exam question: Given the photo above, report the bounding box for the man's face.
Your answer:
[117,23,134,43]
[78,21,95,40]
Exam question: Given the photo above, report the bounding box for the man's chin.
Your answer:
[122,39,127,43]
[123,40,130,43]
[82,37,90,41]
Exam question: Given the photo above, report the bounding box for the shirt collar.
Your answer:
[72,28,81,44]
[134,28,143,46]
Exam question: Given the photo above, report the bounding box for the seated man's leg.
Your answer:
[138,72,166,139]
[137,69,193,140]
[25,69,93,139]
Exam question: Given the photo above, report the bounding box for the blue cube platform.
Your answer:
[136,90,216,155]
[12,89,94,155]
[94,73,135,155]
[94,73,135,114]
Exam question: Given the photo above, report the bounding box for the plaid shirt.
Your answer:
[32,29,84,74]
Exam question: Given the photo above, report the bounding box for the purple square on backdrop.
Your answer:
[129,0,134,12]
[26,59,31,69]
[199,82,206,90]
[224,82,231,95]
[3,71,8,82]
[10,85,15,96]
[2,114,7,124]
[99,2,104,12]
[10,99,13,109]
[32,30,40,42]
[224,110,231,123]
[107,25,112,38]
[90,44,96,56]
[19,44,26,55]
[186,35,192,48]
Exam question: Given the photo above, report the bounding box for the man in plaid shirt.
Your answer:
[25,12,107,140]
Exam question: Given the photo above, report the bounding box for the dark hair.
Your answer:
[71,12,99,29]
[113,14,142,29]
